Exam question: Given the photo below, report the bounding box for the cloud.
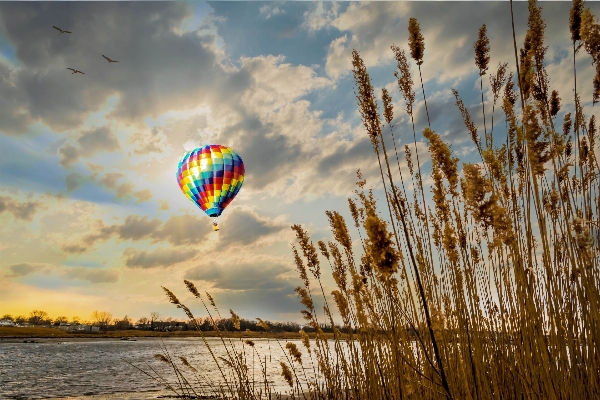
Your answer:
[59,126,120,167]
[185,260,303,316]
[98,172,150,202]
[0,195,43,221]
[153,214,213,246]
[65,172,85,192]
[186,261,293,291]
[61,267,120,284]
[78,126,120,154]
[62,244,88,254]
[0,1,226,131]
[302,1,341,33]
[59,144,80,167]
[129,130,168,155]
[219,207,288,246]
[133,188,153,203]
[124,247,197,269]
[99,172,125,189]
[115,182,134,199]
[6,263,50,277]
[0,61,32,135]
[117,215,162,241]
[61,213,212,254]
[259,4,285,20]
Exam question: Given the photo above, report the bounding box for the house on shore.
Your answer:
[56,323,93,332]
[0,319,14,326]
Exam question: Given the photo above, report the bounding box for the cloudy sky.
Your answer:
[1,0,599,324]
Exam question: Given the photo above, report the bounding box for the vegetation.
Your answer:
[0,310,306,334]
[148,0,600,398]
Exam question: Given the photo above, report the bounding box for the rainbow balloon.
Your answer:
[176,144,245,218]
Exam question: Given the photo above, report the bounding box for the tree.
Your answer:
[14,315,26,324]
[71,316,81,325]
[53,316,69,326]
[136,316,149,328]
[28,310,48,325]
[91,310,113,331]
[150,312,160,331]
[2,314,13,321]
[114,315,132,330]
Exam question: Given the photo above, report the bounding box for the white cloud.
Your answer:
[259,4,285,20]
[302,1,341,33]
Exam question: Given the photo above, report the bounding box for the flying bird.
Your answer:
[53,26,72,35]
[102,55,118,63]
[67,68,84,74]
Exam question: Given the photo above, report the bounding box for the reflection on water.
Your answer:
[0,337,315,399]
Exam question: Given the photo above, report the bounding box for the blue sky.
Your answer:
[1,0,599,324]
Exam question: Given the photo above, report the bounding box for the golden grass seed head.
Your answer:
[325,211,353,253]
[291,224,321,279]
[550,90,561,117]
[474,24,491,75]
[292,245,310,288]
[381,88,394,125]
[348,198,360,228]
[229,310,241,330]
[408,17,425,65]
[184,279,201,298]
[580,137,590,166]
[423,127,460,195]
[589,115,597,149]
[332,290,350,325]
[563,112,572,137]
[404,145,414,175]
[391,44,416,115]
[352,49,382,145]
[490,62,508,103]
[571,0,585,42]
[205,292,216,308]
[154,354,169,364]
[364,213,399,276]
[299,329,311,353]
[317,240,330,260]
[245,339,255,347]
[286,342,303,365]
[162,286,180,305]
[280,362,294,387]
[452,88,481,152]
[594,65,600,104]
[295,287,315,313]
[580,9,600,65]
[179,356,197,372]
[256,318,270,331]
[524,104,551,176]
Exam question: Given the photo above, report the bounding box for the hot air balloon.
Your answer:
[176,144,245,231]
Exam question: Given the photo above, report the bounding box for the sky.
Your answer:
[1,0,599,324]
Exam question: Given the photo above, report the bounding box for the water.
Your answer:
[0,337,315,399]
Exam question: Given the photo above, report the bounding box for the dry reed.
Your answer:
[152,1,599,398]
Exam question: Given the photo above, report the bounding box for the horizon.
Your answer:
[2,0,600,324]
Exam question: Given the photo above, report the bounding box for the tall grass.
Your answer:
[156,0,599,398]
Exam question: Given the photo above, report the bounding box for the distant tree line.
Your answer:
[0,310,313,333]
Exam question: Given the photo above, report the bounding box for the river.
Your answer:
[0,337,317,399]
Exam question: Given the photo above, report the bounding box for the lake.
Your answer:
[0,337,317,399]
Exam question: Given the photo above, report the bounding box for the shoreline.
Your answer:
[0,327,341,342]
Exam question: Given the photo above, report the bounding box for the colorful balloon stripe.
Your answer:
[176,144,245,217]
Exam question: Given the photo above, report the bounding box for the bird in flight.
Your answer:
[102,55,118,63]
[67,68,84,74]
[53,26,72,35]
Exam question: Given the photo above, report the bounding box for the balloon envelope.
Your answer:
[176,144,245,217]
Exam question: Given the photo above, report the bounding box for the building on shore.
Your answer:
[56,323,93,332]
